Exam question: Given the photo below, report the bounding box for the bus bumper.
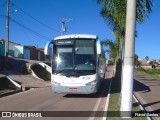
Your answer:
[52,84,97,94]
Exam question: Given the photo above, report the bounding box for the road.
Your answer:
[0,66,113,120]
[134,72,160,120]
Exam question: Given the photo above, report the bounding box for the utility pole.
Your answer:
[61,18,72,35]
[61,19,65,35]
[6,0,10,58]
[120,0,136,118]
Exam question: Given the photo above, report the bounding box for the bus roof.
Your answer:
[54,34,98,40]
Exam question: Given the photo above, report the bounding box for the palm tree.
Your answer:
[112,32,122,59]
[101,30,124,64]
[96,0,153,60]
[97,0,127,57]
[96,0,153,96]
[97,0,153,30]
[101,39,119,63]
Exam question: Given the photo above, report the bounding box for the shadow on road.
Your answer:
[149,109,160,116]
[134,77,160,118]
[143,101,160,108]
[63,78,111,98]
[134,79,151,93]
[132,100,160,111]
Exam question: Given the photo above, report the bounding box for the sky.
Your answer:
[0,0,160,60]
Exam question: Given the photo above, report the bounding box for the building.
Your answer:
[0,39,45,61]
[0,39,5,56]
[24,46,45,61]
[139,59,148,65]
[0,39,23,58]
[36,48,45,61]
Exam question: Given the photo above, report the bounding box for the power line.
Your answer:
[10,17,51,41]
[10,2,61,33]
[0,15,51,42]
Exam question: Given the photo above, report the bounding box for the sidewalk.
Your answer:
[8,74,51,88]
[134,72,160,120]
[0,69,51,89]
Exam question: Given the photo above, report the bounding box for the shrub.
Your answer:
[31,63,51,81]
[152,64,156,69]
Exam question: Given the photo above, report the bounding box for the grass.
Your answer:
[135,67,160,79]
[0,77,19,94]
[107,77,147,120]
[31,63,51,81]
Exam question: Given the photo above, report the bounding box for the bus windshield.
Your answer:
[52,39,96,75]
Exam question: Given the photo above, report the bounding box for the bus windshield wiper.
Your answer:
[55,68,74,75]
[75,70,92,74]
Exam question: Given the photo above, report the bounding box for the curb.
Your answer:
[133,94,151,120]
[102,77,112,120]
[0,76,30,98]
[103,66,114,120]
[0,89,22,98]
[6,76,21,88]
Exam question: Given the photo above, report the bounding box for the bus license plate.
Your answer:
[69,88,77,91]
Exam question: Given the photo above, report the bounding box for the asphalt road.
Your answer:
[134,72,160,120]
[0,66,113,120]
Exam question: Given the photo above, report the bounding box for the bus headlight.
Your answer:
[51,80,61,85]
[85,80,97,86]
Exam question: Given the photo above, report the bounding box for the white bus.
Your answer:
[44,34,106,94]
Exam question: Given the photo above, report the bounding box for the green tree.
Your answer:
[96,0,153,60]
[149,61,153,65]
[134,54,141,67]
[145,56,149,60]
[101,39,119,64]
[100,47,106,58]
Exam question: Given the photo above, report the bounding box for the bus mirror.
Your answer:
[97,40,101,54]
[44,41,53,55]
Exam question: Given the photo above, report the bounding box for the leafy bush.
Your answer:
[136,67,160,75]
